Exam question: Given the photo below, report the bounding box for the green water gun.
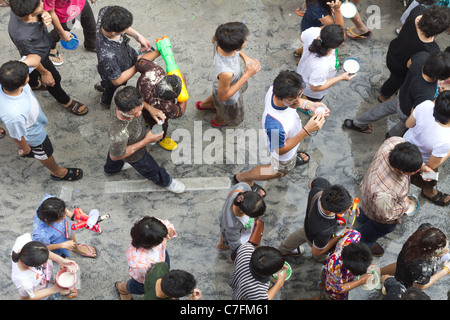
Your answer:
[155,36,189,102]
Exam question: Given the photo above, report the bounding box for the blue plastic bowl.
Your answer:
[60,33,79,50]
[343,57,361,74]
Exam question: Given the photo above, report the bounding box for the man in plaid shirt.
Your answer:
[356,137,434,257]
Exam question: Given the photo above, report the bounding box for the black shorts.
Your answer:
[24,135,54,160]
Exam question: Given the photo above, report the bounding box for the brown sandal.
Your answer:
[31,78,48,91]
[62,100,89,116]
[115,282,133,300]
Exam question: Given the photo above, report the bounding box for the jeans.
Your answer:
[353,95,408,137]
[126,251,171,295]
[104,151,172,188]
[29,55,71,105]
[49,1,96,50]
[355,210,397,247]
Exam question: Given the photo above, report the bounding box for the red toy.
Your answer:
[71,208,110,234]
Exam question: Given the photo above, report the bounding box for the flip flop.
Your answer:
[297,108,313,118]
[66,288,78,299]
[210,119,229,127]
[0,128,5,139]
[251,182,266,198]
[51,168,83,181]
[295,7,305,16]
[115,282,133,300]
[196,101,216,112]
[296,151,310,166]
[342,119,373,134]
[77,244,98,259]
[49,51,64,66]
[345,27,372,40]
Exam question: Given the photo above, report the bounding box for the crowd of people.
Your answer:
[1,0,450,301]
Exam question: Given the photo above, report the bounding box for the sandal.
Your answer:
[421,190,450,207]
[115,282,133,300]
[342,119,373,134]
[62,100,89,116]
[76,244,98,259]
[345,27,372,40]
[31,78,47,91]
[49,50,64,66]
[251,182,266,198]
[196,101,216,112]
[293,50,302,58]
[51,168,83,181]
[297,107,312,118]
[66,288,78,299]
[0,0,9,7]
[295,7,305,16]
[296,151,310,166]
[0,128,5,139]
[210,119,229,127]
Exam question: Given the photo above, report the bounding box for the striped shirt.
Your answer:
[228,242,270,300]
[126,219,176,284]
[359,137,410,224]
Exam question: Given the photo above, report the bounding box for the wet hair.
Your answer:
[130,216,168,249]
[0,61,29,92]
[232,191,266,218]
[397,223,448,264]
[160,269,197,298]
[417,0,437,4]
[417,5,450,38]
[320,184,352,213]
[9,0,41,17]
[36,197,67,224]
[422,51,450,80]
[156,75,182,100]
[101,6,133,33]
[250,246,285,277]
[114,86,144,112]
[341,242,373,276]
[11,241,49,268]
[214,22,249,53]
[433,90,450,125]
[309,24,344,58]
[272,70,305,100]
[388,142,423,173]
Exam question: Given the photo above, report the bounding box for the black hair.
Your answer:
[214,22,249,53]
[156,75,182,100]
[36,197,67,224]
[388,142,423,173]
[232,191,266,218]
[433,90,450,125]
[250,246,285,277]
[422,51,450,80]
[114,86,144,112]
[9,0,41,17]
[130,216,168,249]
[160,269,197,298]
[272,70,305,100]
[320,184,352,213]
[417,0,437,4]
[0,61,29,92]
[101,6,133,33]
[11,241,49,268]
[418,5,450,38]
[309,24,344,57]
[341,242,373,276]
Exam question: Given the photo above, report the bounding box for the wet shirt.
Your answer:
[213,43,242,105]
[95,6,138,81]
[323,229,361,300]
[301,0,330,31]
[143,262,173,300]
[359,137,410,224]
[43,0,86,23]
[8,11,52,60]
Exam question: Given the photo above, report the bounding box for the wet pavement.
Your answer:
[0,0,448,302]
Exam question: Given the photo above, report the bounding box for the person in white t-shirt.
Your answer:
[11,233,78,300]
[297,24,355,102]
[404,91,450,206]
[232,70,328,195]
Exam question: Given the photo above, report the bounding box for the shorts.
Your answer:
[213,81,248,126]
[24,135,54,160]
[270,153,296,174]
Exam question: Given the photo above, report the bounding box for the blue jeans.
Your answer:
[355,210,397,247]
[104,151,172,188]
[126,251,171,295]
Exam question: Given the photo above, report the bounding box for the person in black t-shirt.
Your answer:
[379,5,449,102]
[278,177,354,262]
[343,49,450,137]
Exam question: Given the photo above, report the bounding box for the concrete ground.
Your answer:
[0,0,449,303]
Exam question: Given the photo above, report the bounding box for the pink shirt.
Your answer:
[43,0,86,23]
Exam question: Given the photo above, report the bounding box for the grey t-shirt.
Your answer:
[8,11,52,59]
[212,43,242,105]
[108,98,147,164]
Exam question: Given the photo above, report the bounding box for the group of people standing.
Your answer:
[1,0,449,301]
